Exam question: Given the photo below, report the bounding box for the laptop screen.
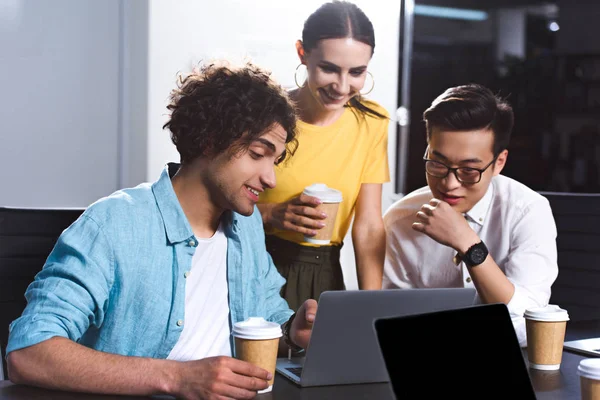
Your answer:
[374,303,536,399]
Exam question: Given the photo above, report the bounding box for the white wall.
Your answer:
[0,0,122,207]
[145,0,400,289]
[0,0,399,289]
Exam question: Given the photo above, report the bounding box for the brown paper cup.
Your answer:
[581,376,600,400]
[232,317,283,393]
[526,320,567,369]
[524,305,569,370]
[302,183,343,245]
[234,337,280,387]
[578,358,600,400]
[306,202,341,244]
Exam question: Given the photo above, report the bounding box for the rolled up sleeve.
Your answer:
[504,198,558,346]
[7,214,114,354]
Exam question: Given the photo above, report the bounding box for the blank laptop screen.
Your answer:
[374,303,536,399]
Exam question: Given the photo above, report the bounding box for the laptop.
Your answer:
[374,303,536,399]
[276,288,476,387]
[564,338,600,357]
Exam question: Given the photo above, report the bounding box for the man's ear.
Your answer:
[295,40,306,64]
[492,149,508,176]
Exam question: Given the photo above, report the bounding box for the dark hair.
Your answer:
[423,84,514,156]
[302,1,385,119]
[163,62,298,164]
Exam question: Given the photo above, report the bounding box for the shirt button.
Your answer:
[466,277,472,283]
[176,319,184,327]
[188,240,196,247]
[184,271,190,278]
[315,255,320,259]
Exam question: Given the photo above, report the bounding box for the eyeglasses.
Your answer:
[422,148,497,184]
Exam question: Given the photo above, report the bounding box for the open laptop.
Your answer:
[374,303,536,399]
[276,288,476,387]
[564,338,600,357]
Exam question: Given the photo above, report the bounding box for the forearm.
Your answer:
[353,223,385,290]
[8,337,179,396]
[454,236,515,305]
[467,255,515,304]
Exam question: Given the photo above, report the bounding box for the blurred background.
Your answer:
[401,0,600,196]
[1,0,599,288]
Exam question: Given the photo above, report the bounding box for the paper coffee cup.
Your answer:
[524,305,569,370]
[302,183,342,245]
[578,358,600,400]
[232,317,282,393]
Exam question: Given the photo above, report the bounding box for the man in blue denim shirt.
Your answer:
[7,62,317,399]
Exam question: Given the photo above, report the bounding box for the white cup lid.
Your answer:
[578,358,600,380]
[231,317,282,340]
[302,183,343,203]
[524,305,569,322]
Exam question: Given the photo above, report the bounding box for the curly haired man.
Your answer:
[7,62,316,400]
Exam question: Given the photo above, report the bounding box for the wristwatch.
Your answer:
[283,313,304,353]
[460,241,489,268]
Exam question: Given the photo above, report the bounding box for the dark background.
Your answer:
[398,0,600,194]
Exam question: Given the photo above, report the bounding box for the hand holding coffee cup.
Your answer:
[262,192,326,236]
[232,317,282,394]
[302,183,343,244]
[524,305,569,370]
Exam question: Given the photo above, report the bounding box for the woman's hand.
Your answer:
[259,194,327,236]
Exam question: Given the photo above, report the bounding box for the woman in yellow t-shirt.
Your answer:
[257,1,390,311]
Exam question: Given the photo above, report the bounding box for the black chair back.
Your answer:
[0,207,84,379]
[540,192,600,322]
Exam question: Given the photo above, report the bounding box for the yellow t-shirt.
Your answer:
[259,100,390,246]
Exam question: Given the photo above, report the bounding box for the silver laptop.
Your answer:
[564,338,600,357]
[276,288,477,387]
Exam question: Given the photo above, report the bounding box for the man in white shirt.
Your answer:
[383,84,558,346]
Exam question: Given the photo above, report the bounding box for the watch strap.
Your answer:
[283,312,304,353]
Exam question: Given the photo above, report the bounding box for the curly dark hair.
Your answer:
[163,62,298,164]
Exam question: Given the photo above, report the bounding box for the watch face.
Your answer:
[471,247,487,264]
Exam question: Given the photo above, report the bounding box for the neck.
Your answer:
[171,162,223,238]
[291,86,346,126]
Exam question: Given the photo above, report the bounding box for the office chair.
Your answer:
[540,192,600,322]
[0,207,84,379]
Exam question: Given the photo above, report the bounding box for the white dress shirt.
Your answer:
[383,175,558,346]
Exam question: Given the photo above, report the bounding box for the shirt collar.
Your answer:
[151,163,240,244]
[151,163,195,244]
[463,178,495,226]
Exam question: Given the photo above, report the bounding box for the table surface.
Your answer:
[2,320,599,400]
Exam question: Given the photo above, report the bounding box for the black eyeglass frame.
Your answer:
[422,147,498,184]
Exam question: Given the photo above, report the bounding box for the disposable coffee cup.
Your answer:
[578,358,600,400]
[232,317,282,393]
[302,183,342,245]
[524,305,569,370]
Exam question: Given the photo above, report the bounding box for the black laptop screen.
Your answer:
[374,303,536,399]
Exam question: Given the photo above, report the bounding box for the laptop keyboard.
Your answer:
[286,367,303,378]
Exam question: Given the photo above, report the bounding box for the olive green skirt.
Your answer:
[265,235,345,311]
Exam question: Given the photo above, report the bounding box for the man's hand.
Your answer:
[175,356,271,400]
[260,194,326,236]
[290,299,318,349]
[411,198,480,254]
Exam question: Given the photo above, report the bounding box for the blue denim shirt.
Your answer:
[7,163,292,357]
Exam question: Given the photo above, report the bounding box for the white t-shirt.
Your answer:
[167,223,231,361]
[383,175,558,346]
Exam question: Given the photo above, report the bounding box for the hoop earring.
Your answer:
[360,71,375,96]
[294,63,307,88]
